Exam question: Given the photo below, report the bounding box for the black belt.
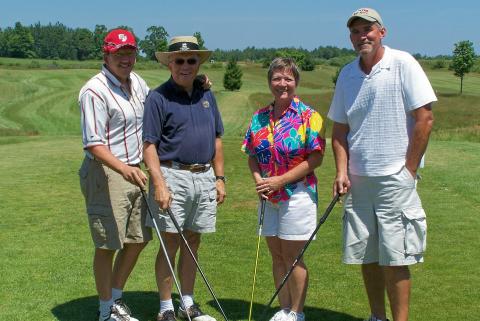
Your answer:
[162,160,210,173]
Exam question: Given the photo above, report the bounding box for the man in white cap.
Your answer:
[143,35,225,321]
[78,28,151,321]
[328,8,436,321]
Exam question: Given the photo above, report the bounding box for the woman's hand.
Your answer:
[255,176,285,197]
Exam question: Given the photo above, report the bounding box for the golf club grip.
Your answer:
[259,198,266,226]
[262,194,340,315]
[140,190,193,321]
[165,208,230,321]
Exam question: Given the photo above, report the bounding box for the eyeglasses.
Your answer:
[173,58,198,65]
[112,51,137,58]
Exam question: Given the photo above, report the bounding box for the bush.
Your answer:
[300,55,315,71]
[223,58,243,91]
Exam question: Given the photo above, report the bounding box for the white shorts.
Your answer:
[258,184,317,241]
[343,166,427,266]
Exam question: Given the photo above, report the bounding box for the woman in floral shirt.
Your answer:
[242,58,326,321]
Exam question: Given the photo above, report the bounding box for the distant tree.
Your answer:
[223,58,243,91]
[193,32,206,49]
[73,28,95,60]
[300,55,315,71]
[139,26,169,60]
[93,24,108,58]
[275,49,306,66]
[29,22,75,59]
[2,22,35,58]
[451,40,475,94]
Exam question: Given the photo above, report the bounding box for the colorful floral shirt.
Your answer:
[242,96,326,204]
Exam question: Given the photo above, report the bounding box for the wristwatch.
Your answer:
[215,176,226,183]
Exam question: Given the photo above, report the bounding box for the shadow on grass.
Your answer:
[51,291,164,321]
[52,292,361,321]
[207,299,362,321]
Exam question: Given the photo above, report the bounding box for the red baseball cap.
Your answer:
[103,29,137,53]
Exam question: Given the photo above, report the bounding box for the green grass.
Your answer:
[0,59,479,320]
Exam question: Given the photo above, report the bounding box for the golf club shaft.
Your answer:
[248,199,266,321]
[262,194,340,315]
[166,207,230,321]
[140,190,192,321]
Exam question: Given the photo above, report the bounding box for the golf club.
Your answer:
[165,207,230,321]
[140,189,192,321]
[248,198,267,321]
[261,193,340,319]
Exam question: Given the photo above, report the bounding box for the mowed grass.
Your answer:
[0,60,479,320]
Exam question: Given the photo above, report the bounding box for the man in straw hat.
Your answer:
[78,28,152,321]
[143,36,226,321]
[328,8,436,321]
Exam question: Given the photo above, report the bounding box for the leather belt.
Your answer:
[162,160,210,173]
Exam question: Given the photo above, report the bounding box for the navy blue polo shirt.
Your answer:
[143,77,224,164]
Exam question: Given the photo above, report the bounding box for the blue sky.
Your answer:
[2,0,478,56]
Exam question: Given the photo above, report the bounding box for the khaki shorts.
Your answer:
[260,184,317,241]
[343,166,427,266]
[146,166,217,233]
[79,157,152,250]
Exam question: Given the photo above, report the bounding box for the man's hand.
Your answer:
[153,182,172,210]
[120,164,147,188]
[333,173,351,196]
[216,180,226,204]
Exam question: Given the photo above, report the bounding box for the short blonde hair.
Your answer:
[267,57,300,85]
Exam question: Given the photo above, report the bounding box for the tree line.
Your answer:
[0,22,356,63]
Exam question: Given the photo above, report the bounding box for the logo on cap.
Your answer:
[118,34,128,43]
[180,43,189,51]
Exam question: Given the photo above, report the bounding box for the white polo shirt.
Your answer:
[79,65,149,165]
[328,46,437,176]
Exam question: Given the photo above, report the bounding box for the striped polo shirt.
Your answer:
[79,65,149,165]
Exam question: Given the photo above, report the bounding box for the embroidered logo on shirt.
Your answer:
[202,100,210,108]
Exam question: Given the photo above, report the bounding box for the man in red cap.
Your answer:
[78,28,151,321]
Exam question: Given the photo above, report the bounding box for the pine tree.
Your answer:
[223,58,243,91]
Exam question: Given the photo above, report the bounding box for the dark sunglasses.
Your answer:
[174,58,198,65]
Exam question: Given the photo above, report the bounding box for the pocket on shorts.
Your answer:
[402,207,427,255]
[78,157,91,178]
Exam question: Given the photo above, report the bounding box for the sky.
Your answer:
[1,0,478,56]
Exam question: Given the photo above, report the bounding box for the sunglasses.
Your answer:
[173,58,198,65]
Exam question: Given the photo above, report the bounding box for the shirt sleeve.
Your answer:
[209,92,224,137]
[79,89,108,149]
[142,91,164,145]
[327,70,348,124]
[241,124,255,156]
[401,55,438,111]
[306,111,326,155]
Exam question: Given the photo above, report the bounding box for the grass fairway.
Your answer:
[0,61,479,321]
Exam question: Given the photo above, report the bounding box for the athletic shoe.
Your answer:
[177,304,216,321]
[268,309,289,321]
[285,311,305,321]
[157,310,177,321]
[365,316,390,321]
[109,299,139,321]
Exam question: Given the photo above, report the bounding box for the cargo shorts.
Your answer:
[79,157,152,250]
[146,166,217,233]
[343,166,427,266]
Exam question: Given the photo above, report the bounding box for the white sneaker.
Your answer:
[268,309,289,321]
[109,299,139,321]
[177,304,216,321]
[285,311,305,321]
